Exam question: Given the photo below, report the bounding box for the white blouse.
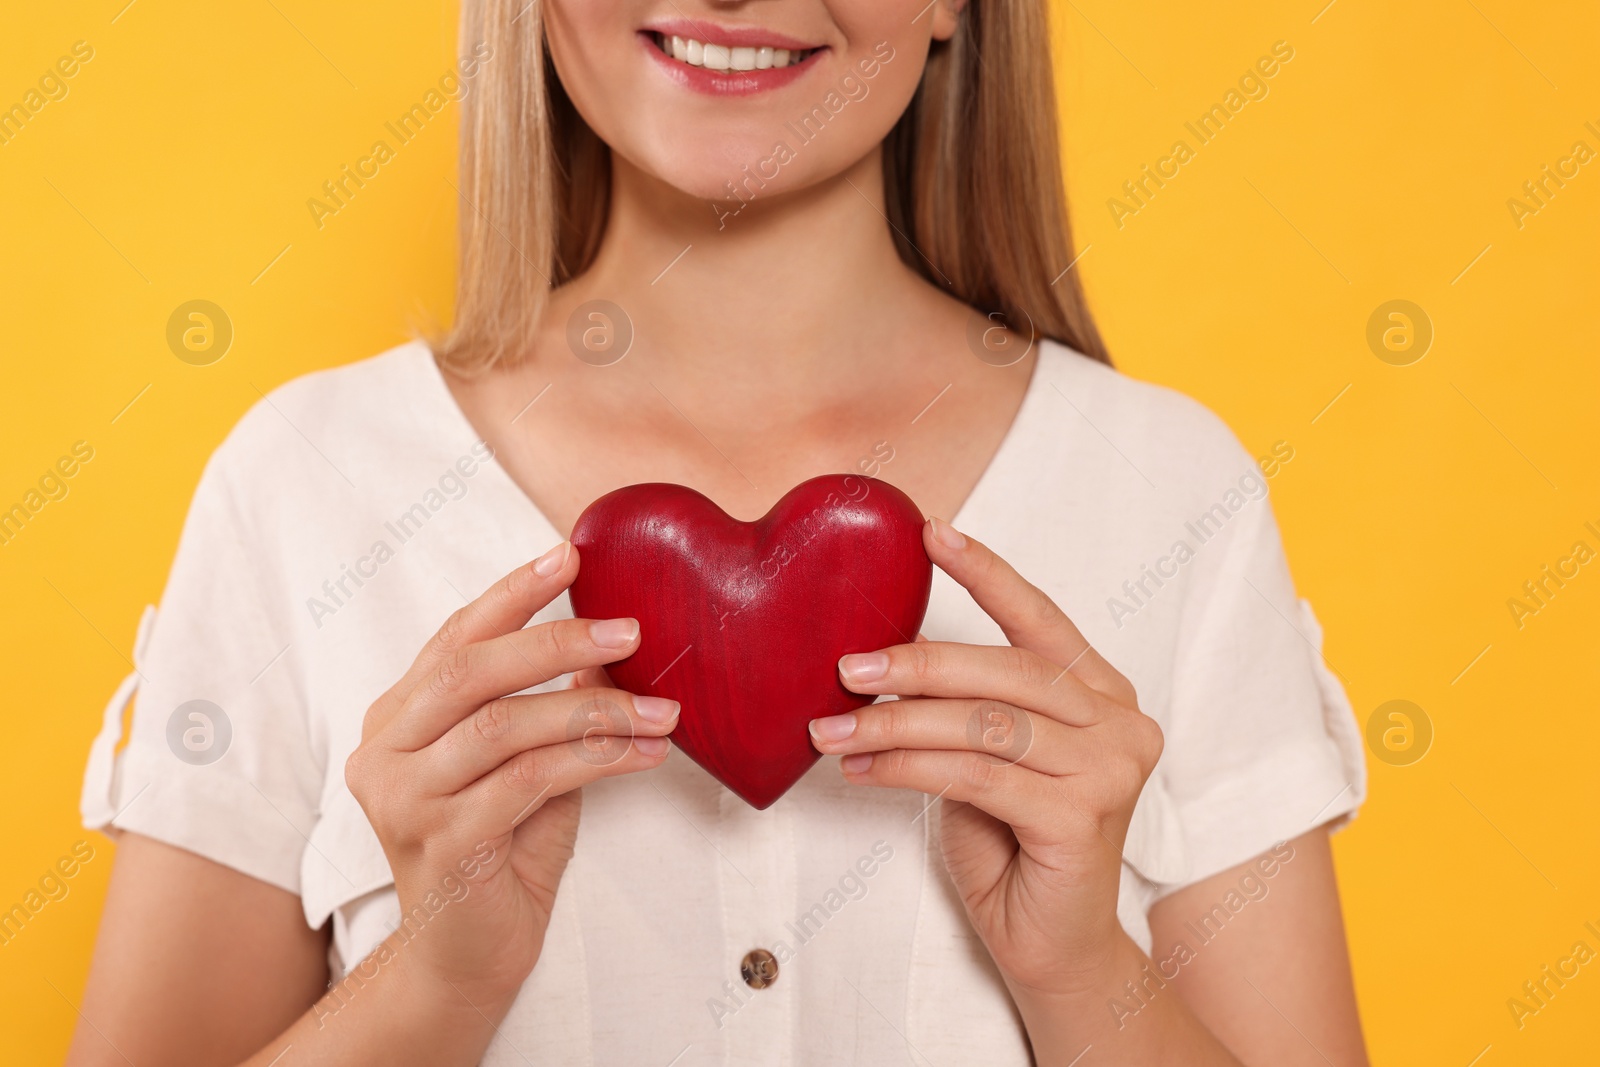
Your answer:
[81,339,1366,1065]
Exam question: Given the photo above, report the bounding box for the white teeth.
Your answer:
[659,33,809,72]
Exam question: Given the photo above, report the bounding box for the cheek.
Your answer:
[542,0,639,136]
[544,2,619,83]
[765,9,929,187]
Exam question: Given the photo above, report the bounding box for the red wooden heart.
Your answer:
[569,474,932,809]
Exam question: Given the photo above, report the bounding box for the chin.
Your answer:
[630,131,823,210]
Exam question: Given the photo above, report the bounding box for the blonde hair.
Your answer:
[434,0,1107,372]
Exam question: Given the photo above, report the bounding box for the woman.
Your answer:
[72,1,1369,1063]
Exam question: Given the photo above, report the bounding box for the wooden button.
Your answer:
[740,948,779,989]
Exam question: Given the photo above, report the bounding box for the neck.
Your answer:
[562,146,938,392]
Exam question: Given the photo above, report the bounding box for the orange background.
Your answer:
[1,1,1596,1062]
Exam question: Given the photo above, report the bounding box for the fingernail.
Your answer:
[840,753,873,774]
[809,712,857,743]
[929,517,966,550]
[634,735,669,757]
[838,652,889,683]
[590,618,640,648]
[634,696,680,724]
[533,541,570,576]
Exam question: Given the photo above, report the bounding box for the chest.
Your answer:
[441,357,1031,534]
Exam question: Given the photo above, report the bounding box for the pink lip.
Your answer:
[638,30,826,97]
[641,18,823,52]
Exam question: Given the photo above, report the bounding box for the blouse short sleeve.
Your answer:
[1152,471,1368,894]
[80,429,322,894]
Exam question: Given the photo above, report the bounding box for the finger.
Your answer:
[838,748,1062,834]
[424,688,680,793]
[386,615,642,751]
[566,666,611,690]
[458,732,671,836]
[811,698,1090,776]
[837,640,1112,727]
[366,542,577,737]
[923,518,1133,701]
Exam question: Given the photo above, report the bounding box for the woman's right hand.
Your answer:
[344,541,676,1019]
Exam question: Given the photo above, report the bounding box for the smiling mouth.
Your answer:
[649,31,822,73]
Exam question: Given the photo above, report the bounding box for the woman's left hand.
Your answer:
[809,517,1163,1002]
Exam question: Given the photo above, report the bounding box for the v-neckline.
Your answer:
[409,340,1058,542]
